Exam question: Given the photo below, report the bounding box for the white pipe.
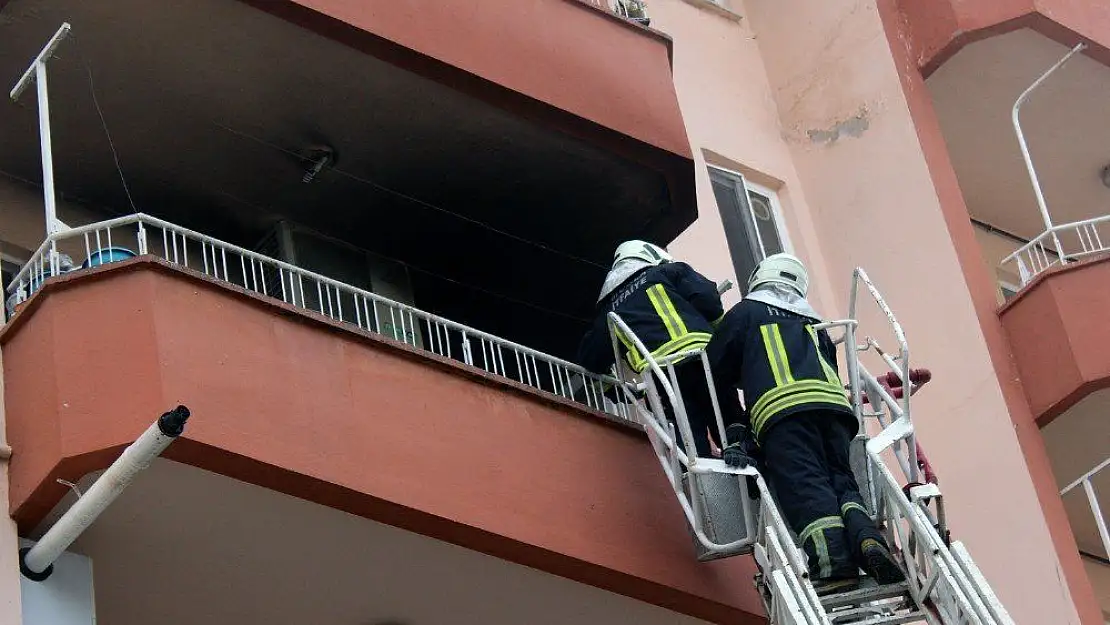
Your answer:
[34,63,59,237]
[11,23,71,239]
[20,406,190,581]
[1012,42,1087,257]
[9,23,71,101]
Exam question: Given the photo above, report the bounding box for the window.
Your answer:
[0,246,29,323]
[708,166,791,295]
[0,256,21,291]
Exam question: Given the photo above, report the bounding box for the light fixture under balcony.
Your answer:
[1100,163,1110,189]
[301,145,337,184]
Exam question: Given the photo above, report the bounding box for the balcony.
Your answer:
[926,28,1110,614]
[0,215,764,623]
[926,28,1110,423]
[996,255,1110,423]
[1044,403,1110,619]
[0,0,697,366]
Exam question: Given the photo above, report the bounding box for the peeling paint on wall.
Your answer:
[806,106,871,144]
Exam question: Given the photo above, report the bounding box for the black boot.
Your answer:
[860,539,906,585]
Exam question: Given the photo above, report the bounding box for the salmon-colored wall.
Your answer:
[623,2,1096,619]
[894,0,1110,75]
[1,260,764,625]
[0,351,21,624]
[642,0,839,318]
[717,0,1095,622]
[1000,258,1110,426]
[876,2,1102,623]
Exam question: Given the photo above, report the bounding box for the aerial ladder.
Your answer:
[603,268,1015,625]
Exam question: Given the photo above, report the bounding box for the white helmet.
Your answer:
[612,240,673,268]
[748,252,809,297]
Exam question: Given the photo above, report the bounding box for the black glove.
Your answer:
[722,444,752,468]
[722,423,755,468]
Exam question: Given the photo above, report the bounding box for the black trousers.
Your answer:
[660,358,744,458]
[761,410,886,580]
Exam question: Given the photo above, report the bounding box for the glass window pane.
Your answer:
[709,170,760,294]
[747,190,783,256]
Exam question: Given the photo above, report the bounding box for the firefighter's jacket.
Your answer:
[577,262,723,375]
[707,297,854,443]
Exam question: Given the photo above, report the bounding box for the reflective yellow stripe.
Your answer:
[760,324,794,386]
[771,325,795,384]
[752,389,852,435]
[800,516,843,543]
[647,284,687,340]
[654,332,711,359]
[711,313,726,329]
[842,502,868,517]
[750,380,837,422]
[806,325,841,384]
[800,516,844,579]
[625,332,712,373]
[615,327,645,371]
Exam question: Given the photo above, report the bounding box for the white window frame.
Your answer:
[707,164,793,259]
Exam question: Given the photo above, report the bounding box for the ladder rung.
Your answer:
[822,581,911,609]
[841,611,925,625]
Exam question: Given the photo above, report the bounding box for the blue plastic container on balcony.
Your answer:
[83,247,137,269]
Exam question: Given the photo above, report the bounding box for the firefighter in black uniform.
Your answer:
[712,253,905,590]
[577,240,744,457]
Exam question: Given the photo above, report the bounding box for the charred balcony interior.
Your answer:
[0,0,697,361]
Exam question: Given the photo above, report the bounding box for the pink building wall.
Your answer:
[0,356,21,625]
[646,0,1090,622]
[0,0,1100,623]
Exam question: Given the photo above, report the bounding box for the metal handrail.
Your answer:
[604,270,1013,623]
[6,213,627,420]
[1012,43,1086,252]
[1000,213,1110,286]
[849,267,916,482]
[1060,456,1110,564]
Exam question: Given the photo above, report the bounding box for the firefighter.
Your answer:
[577,240,743,457]
[712,253,905,590]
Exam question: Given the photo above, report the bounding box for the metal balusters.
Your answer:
[4,213,628,421]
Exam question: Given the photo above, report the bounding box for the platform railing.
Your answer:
[5,213,629,422]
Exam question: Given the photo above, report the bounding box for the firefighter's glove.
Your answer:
[722,423,754,468]
[722,442,753,468]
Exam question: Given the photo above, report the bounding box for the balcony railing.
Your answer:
[1060,456,1110,561]
[1000,215,1110,287]
[4,213,631,423]
[580,0,650,24]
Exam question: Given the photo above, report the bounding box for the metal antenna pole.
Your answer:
[1012,42,1086,263]
[10,22,73,238]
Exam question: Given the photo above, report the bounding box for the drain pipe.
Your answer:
[1012,42,1087,264]
[19,405,191,581]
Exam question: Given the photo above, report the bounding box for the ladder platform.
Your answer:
[606,268,1015,625]
[833,612,924,625]
[821,580,911,608]
[823,579,921,625]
